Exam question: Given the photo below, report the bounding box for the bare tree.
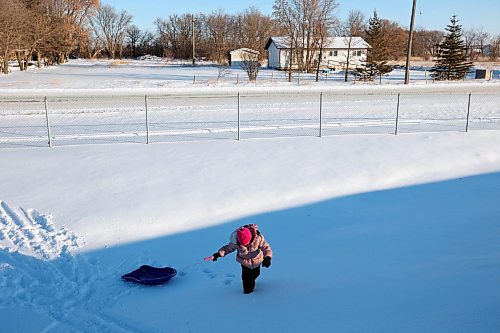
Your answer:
[381,19,408,60]
[345,9,366,37]
[139,31,157,56]
[216,64,230,81]
[154,17,171,57]
[413,29,444,59]
[47,0,99,27]
[126,25,141,58]
[240,50,260,81]
[152,7,277,62]
[273,0,299,81]
[91,4,133,59]
[311,0,339,81]
[154,14,193,59]
[21,1,69,69]
[237,7,276,61]
[0,0,25,74]
[489,34,500,61]
[464,27,490,61]
[475,27,490,59]
[82,30,104,59]
[334,9,366,81]
[273,0,338,81]
[43,0,99,63]
[463,28,478,61]
[424,30,444,58]
[206,10,232,64]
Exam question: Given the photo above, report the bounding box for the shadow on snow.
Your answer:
[2,172,500,332]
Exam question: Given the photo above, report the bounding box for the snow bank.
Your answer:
[0,131,499,332]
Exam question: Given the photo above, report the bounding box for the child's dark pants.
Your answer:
[241,264,260,294]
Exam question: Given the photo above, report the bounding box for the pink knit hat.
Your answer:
[237,227,252,245]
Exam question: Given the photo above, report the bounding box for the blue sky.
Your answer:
[102,0,500,35]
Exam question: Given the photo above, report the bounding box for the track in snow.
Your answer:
[0,200,146,333]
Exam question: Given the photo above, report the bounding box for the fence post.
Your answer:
[44,96,52,148]
[319,92,323,137]
[145,95,150,144]
[297,73,300,85]
[193,75,196,84]
[465,92,472,132]
[395,93,400,135]
[236,74,239,84]
[237,92,240,141]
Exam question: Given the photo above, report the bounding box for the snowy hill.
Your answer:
[1,132,500,332]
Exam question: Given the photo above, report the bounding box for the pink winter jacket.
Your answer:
[217,224,273,269]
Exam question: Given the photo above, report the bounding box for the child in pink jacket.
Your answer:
[206,224,272,294]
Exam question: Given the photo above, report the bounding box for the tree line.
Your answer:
[1,0,499,76]
[0,0,99,74]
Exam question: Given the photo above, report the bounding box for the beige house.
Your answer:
[229,48,260,68]
[265,36,370,71]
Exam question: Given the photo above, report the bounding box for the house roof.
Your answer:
[265,36,371,50]
[229,48,260,55]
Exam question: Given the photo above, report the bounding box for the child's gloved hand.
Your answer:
[212,253,221,261]
[262,256,271,268]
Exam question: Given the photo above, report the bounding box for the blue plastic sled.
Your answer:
[121,265,177,285]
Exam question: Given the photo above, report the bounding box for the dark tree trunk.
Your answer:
[3,57,9,74]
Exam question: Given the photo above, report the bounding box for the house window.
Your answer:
[328,50,338,57]
[352,50,362,57]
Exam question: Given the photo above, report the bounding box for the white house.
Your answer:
[229,48,260,68]
[265,36,371,71]
[481,44,499,58]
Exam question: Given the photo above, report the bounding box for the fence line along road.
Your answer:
[0,90,499,148]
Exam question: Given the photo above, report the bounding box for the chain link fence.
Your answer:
[146,94,238,143]
[1,91,499,148]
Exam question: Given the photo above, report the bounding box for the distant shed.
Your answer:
[229,48,260,68]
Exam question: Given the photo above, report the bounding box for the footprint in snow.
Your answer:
[0,200,84,260]
[0,201,145,333]
[223,273,236,285]
[202,268,217,279]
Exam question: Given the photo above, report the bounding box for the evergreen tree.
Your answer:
[356,11,393,81]
[430,15,472,81]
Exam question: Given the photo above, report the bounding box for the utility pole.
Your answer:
[192,15,196,66]
[404,0,417,84]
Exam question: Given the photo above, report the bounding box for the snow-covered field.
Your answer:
[1,59,500,148]
[0,57,498,91]
[1,59,500,332]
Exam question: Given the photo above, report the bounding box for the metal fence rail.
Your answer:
[1,91,499,148]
